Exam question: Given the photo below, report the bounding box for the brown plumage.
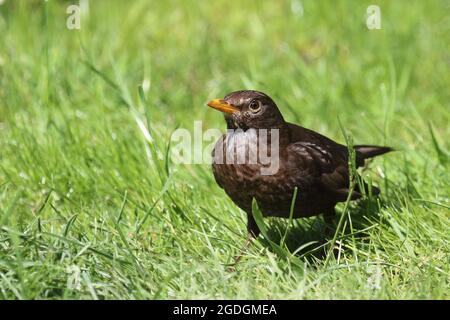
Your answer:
[208,90,392,238]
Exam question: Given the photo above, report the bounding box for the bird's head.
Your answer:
[207,90,285,130]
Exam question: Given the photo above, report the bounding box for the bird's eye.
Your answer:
[248,100,261,113]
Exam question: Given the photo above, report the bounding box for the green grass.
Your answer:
[0,0,449,299]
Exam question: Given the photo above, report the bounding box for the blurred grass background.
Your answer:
[0,0,449,299]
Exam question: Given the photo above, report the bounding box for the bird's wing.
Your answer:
[287,141,363,202]
[286,122,366,167]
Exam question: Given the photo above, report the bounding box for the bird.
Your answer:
[207,90,392,241]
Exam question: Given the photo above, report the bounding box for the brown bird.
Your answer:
[208,90,392,240]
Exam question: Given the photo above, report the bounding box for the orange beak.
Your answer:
[207,99,239,114]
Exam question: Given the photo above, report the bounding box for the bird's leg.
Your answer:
[246,212,261,238]
[229,214,260,268]
[323,207,342,258]
[323,208,336,238]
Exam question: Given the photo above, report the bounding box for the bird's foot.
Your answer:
[226,234,253,272]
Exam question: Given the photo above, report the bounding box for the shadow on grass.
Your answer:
[259,196,387,262]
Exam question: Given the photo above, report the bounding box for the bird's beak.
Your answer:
[207,99,239,114]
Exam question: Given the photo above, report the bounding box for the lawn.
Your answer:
[0,0,449,299]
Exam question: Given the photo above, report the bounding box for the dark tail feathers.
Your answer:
[355,145,393,159]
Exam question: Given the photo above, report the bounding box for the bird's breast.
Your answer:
[214,129,259,165]
[212,130,295,213]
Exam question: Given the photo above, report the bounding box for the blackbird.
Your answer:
[207,90,392,239]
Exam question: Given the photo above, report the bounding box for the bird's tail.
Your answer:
[355,145,393,159]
